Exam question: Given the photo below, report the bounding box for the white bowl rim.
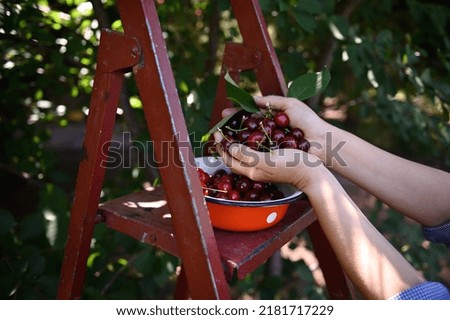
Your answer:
[195,156,304,207]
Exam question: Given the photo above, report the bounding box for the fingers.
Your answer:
[221,107,241,118]
[228,143,262,167]
[253,95,290,111]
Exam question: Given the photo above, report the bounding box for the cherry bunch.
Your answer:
[218,110,310,153]
[197,168,284,201]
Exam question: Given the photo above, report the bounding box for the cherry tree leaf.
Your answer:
[287,67,330,100]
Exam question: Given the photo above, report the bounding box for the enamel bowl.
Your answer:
[195,156,303,232]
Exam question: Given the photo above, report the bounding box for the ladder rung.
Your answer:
[98,185,316,280]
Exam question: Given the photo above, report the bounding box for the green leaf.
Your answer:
[287,67,331,100]
[0,210,16,235]
[201,112,236,142]
[298,0,322,14]
[293,11,317,33]
[224,72,259,113]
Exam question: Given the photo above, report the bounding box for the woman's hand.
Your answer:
[222,95,334,161]
[214,132,325,192]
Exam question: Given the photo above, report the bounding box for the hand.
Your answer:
[222,95,333,161]
[214,132,325,192]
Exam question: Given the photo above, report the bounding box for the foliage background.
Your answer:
[1,0,449,299]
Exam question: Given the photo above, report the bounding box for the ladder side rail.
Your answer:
[116,0,229,299]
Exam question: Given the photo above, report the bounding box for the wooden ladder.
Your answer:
[57,0,355,299]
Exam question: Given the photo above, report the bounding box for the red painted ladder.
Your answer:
[57,0,355,299]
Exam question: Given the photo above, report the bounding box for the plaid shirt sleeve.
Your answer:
[422,220,450,248]
[389,282,450,300]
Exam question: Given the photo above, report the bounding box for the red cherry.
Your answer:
[237,130,251,143]
[217,180,233,192]
[271,129,285,145]
[281,135,297,149]
[243,117,259,131]
[215,192,228,199]
[246,131,265,150]
[260,118,276,136]
[243,190,260,201]
[274,112,290,128]
[212,169,227,180]
[297,139,310,152]
[259,193,272,201]
[197,168,211,185]
[252,181,266,192]
[291,128,304,141]
[227,190,241,201]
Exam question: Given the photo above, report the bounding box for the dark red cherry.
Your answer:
[197,168,210,185]
[215,192,228,199]
[217,180,233,193]
[259,193,272,201]
[227,190,241,201]
[291,128,304,141]
[281,135,297,149]
[271,129,285,145]
[220,134,236,151]
[246,131,265,149]
[237,130,251,143]
[260,118,276,136]
[274,112,290,128]
[297,139,310,152]
[252,181,266,192]
[236,177,252,194]
[243,117,259,131]
[243,190,260,201]
[212,169,227,180]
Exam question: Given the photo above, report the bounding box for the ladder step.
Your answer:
[98,185,316,280]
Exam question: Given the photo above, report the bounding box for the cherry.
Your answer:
[243,117,259,131]
[212,169,227,180]
[271,129,285,145]
[259,193,273,201]
[197,168,210,185]
[281,135,297,149]
[222,127,235,138]
[274,112,290,128]
[217,180,233,192]
[215,192,228,199]
[237,130,251,143]
[291,128,304,141]
[297,139,310,152]
[228,118,240,129]
[236,177,252,194]
[252,181,266,192]
[260,118,276,136]
[243,190,260,201]
[246,131,265,150]
[227,190,241,201]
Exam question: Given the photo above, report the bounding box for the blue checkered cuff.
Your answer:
[422,220,450,248]
[389,281,450,300]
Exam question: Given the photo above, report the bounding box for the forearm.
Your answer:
[302,167,425,299]
[315,125,450,226]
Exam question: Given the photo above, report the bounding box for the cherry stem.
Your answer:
[202,186,228,193]
[259,122,274,145]
[225,125,247,132]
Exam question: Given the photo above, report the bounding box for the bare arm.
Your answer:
[216,142,425,299]
[304,166,425,299]
[253,95,450,227]
[320,126,450,226]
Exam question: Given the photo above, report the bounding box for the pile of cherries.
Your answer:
[197,167,284,201]
[218,110,310,153]
[199,109,308,202]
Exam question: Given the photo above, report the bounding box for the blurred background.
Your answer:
[1,0,449,299]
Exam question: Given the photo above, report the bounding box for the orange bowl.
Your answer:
[195,156,303,232]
